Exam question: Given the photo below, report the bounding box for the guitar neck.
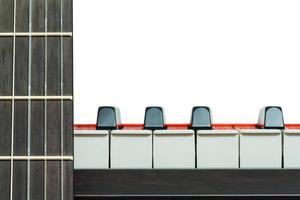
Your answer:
[0,0,73,199]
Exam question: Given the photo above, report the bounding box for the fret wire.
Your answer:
[10,0,17,200]
[0,32,72,37]
[60,0,64,199]
[0,156,73,161]
[44,0,48,199]
[0,96,73,100]
[27,0,33,199]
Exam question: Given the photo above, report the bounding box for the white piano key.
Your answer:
[153,130,195,169]
[197,130,239,169]
[239,129,282,169]
[74,130,109,169]
[110,130,152,169]
[283,130,300,169]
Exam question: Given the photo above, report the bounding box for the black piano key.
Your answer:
[258,106,284,129]
[190,106,212,130]
[144,106,165,130]
[96,106,121,130]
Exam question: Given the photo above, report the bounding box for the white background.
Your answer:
[74,0,300,124]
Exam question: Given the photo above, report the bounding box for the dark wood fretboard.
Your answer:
[0,0,73,199]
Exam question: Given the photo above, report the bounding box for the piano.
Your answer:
[74,106,300,199]
[1,1,300,199]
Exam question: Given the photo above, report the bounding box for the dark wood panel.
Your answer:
[64,101,73,155]
[47,37,61,96]
[32,0,45,32]
[74,197,300,200]
[63,161,73,200]
[63,0,72,32]
[14,101,28,155]
[74,170,300,196]
[30,161,44,199]
[47,0,61,32]
[16,0,29,32]
[30,1,46,197]
[13,13,29,196]
[31,37,45,96]
[15,37,28,96]
[31,101,44,155]
[13,101,28,200]
[0,38,13,95]
[46,101,61,200]
[63,37,73,96]
[47,161,61,199]
[0,36,13,200]
[0,161,10,199]
[13,161,27,200]
[0,102,11,155]
[0,0,14,32]
[47,101,61,155]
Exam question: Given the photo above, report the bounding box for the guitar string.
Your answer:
[10,0,17,199]
[44,0,48,199]
[27,0,32,199]
[60,0,64,199]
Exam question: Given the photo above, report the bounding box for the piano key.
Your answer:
[144,106,165,130]
[96,106,121,130]
[258,106,284,129]
[153,130,195,169]
[74,130,109,169]
[110,130,152,169]
[239,129,282,169]
[283,130,300,168]
[190,106,212,130]
[197,130,239,169]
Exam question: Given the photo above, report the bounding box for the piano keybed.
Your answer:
[73,106,300,199]
[74,106,300,169]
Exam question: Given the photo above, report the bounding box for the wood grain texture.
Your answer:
[63,101,73,156]
[30,37,46,200]
[63,0,72,32]
[0,35,12,200]
[63,161,74,200]
[13,3,29,198]
[74,170,300,197]
[74,197,300,200]
[29,161,44,199]
[16,0,29,32]
[47,161,61,200]
[13,161,27,200]
[32,0,44,32]
[0,0,73,199]
[0,161,10,199]
[47,0,60,32]
[0,0,14,32]
[0,38,13,95]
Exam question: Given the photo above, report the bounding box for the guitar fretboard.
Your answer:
[0,0,73,199]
